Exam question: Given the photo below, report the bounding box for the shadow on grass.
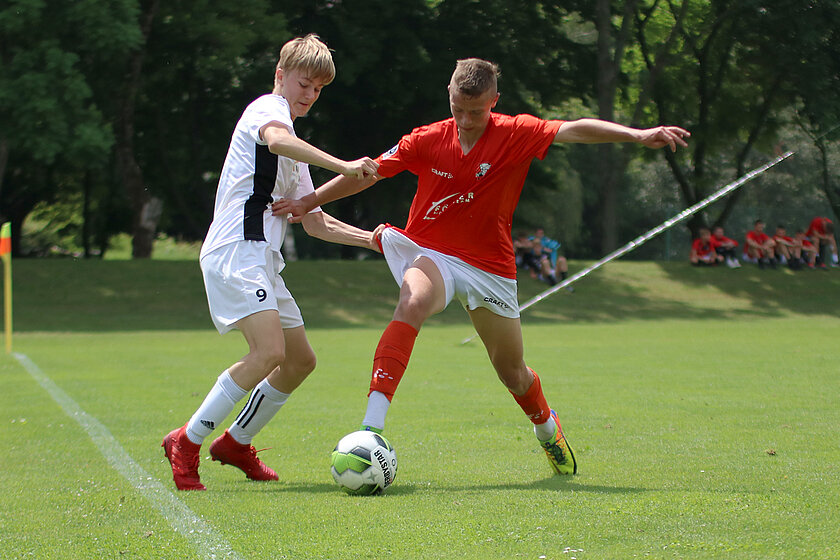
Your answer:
[221,478,650,496]
[9,259,839,332]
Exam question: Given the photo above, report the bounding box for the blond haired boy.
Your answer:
[162,34,381,491]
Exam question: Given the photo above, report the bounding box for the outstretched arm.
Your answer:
[262,123,378,179]
[554,118,690,152]
[301,211,385,253]
[273,173,381,223]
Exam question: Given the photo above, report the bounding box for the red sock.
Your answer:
[369,320,418,401]
[510,368,551,424]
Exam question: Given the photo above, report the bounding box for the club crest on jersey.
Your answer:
[382,145,399,160]
[476,162,492,178]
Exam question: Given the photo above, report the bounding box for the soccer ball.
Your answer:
[330,430,397,495]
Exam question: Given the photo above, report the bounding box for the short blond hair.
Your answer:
[276,33,335,84]
[450,58,499,97]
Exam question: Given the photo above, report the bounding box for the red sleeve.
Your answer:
[510,114,563,162]
[374,132,416,179]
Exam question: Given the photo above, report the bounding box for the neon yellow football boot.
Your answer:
[539,410,577,475]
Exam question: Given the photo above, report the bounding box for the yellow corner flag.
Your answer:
[1,222,11,353]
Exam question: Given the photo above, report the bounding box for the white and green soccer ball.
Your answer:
[330,431,397,495]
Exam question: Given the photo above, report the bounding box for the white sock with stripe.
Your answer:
[185,370,248,445]
[227,378,290,445]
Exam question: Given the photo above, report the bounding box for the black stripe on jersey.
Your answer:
[243,144,277,241]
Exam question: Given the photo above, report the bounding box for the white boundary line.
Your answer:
[13,352,243,560]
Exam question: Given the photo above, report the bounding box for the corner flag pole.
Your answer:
[461,151,796,344]
[1,222,11,354]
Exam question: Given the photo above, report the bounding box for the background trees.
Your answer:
[1,0,837,259]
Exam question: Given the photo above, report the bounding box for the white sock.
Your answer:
[534,415,557,442]
[185,370,248,445]
[227,379,290,445]
[361,391,391,431]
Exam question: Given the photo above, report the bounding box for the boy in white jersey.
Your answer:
[162,34,381,491]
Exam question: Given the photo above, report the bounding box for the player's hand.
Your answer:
[369,223,387,253]
[638,126,690,152]
[341,157,379,180]
[272,198,308,224]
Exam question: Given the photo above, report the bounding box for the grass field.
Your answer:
[1,259,839,559]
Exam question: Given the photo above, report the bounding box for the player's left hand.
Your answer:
[639,126,690,152]
[272,197,308,223]
[370,223,387,253]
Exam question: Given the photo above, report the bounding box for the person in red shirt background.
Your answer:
[805,216,838,268]
[711,226,740,268]
[772,225,797,267]
[744,219,776,268]
[274,57,690,477]
[690,227,722,266]
[794,230,820,268]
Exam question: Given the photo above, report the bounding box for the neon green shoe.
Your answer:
[360,425,383,435]
[539,410,577,475]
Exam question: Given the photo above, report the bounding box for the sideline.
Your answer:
[13,352,243,560]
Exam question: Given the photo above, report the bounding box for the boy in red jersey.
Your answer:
[744,220,776,268]
[690,227,722,266]
[711,226,741,268]
[805,216,838,268]
[772,225,797,266]
[795,230,819,268]
[274,58,689,475]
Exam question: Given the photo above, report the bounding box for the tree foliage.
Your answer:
[1,0,838,258]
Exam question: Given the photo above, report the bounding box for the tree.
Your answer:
[0,0,140,256]
[635,0,840,236]
[134,1,289,247]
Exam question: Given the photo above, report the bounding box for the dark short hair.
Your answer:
[451,58,499,97]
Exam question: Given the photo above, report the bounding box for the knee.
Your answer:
[293,350,317,376]
[253,344,286,372]
[491,359,531,394]
[394,296,432,327]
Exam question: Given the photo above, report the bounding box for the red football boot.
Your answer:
[209,430,278,481]
[161,425,206,491]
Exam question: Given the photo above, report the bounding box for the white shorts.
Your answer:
[200,240,303,334]
[380,227,520,318]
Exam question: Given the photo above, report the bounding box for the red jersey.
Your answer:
[806,217,832,238]
[711,234,738,249]
[692,238,715,257]
[746,231,770,246]
[375,113,562,278]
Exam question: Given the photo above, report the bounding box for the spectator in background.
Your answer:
[690,227,722,266]
[711,226,740,268]
[805,216,838,268]
[514,231,539,278]
[772,225,797,266]
[794,230,819,269]
[531,228,569,286]
[744,219,776,269]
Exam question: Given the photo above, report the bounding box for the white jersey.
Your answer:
[200,94,321,259]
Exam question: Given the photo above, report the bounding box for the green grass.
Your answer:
[1,259,839,559]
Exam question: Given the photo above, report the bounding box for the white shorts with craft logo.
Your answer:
[379,227,520,318]
[200,240,303,334]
